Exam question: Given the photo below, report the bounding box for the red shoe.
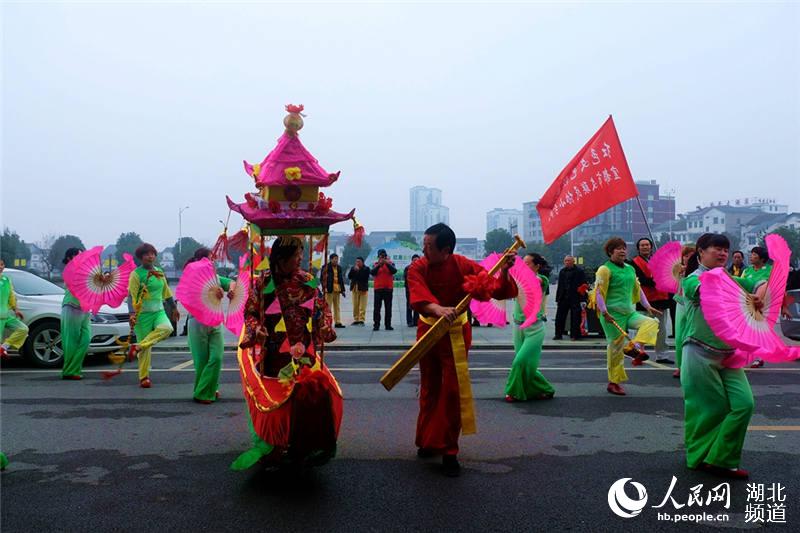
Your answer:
[0,346,8,360]
[701,463,749,479]
[624,343,649,361]
[607,382,626,396]
[673,369,681,379]
[750,359,764,368]
[62,375,83,380]
[194,398,213,405]
[504,395,517,403]
[140,377,152,388]
[631,357,644,366]
[215,391,221,399]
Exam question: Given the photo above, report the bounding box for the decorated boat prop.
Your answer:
[222,105,362,470]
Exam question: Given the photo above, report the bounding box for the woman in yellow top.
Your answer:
[127,243,179,388]
[0,258,29,360]
[593,238,661,396]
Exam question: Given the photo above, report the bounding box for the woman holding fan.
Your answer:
[680,233,767,479]
[180,247,235,404]
[504,253,555,402]
[60,248,92,380]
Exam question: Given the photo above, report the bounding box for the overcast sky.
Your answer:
[2,1,799,250]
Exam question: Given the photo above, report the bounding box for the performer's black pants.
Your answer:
[555,301,582,339]
[374,289,393,328]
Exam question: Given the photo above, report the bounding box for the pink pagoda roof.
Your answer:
[244,132,340,187]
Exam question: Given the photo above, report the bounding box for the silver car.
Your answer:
[3,268,130,368]
[781,289,800,341]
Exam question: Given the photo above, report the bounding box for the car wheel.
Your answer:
[22,320,64,368]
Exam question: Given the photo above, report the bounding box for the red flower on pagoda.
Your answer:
[268,200,282,213]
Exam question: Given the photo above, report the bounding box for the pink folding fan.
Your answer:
[469,253,542,329]
[63,246,136,314]
[175,258,225,327]
[650,241,682,294]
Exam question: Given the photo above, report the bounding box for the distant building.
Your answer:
[572,180,676,245]
[160,246,176,275]
[522,201,545,245]
[26,243,47,274]
[706,197,788,215]
[740,212,800,248]
[410,186,449,231]
[486,208,523,236]
[678,205,764,244]
[454,237,482,261]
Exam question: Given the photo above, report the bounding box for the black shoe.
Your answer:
[553,336,563,341]
[335,323,346,329]
[442,454,461,477]
[385,326,394,331]
[417,447,436,459]
[373,326,380,331]
[655,357,674,364]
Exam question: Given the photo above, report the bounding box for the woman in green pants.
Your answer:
[0,258,29,360]
[182,248,235,404]
[128,243,178,388]
[681,233,766,480]
[504,253,555,402]
[61,248,92,380]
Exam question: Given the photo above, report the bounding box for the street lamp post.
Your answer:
[179,205,190,259]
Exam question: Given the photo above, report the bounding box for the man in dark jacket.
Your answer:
[554,255,586,340]
[403,254,421,327]
[321,253,346,328]
[347,256,370,325]
[371,249,398,330]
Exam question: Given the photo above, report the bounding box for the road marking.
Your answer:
[748,426,800,431]
[169,359,195,370]
[5,367,800,375]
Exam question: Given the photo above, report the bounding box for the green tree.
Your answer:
[761,226,800,267]
[0,228,31,269]
[172,237,204,270]
[484,228,513,255]
[115,232,144,264]
[342,240,372,269]
[48,235,85,275]
[394,232,419,249]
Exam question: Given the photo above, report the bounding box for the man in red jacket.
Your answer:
[371,249,397,331]
[630,237,673,364]
[406,223,517,477]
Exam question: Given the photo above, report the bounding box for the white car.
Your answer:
[3,268,130,368]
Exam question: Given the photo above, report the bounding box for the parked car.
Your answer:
[3,268,130,368]
[780,289,800,341]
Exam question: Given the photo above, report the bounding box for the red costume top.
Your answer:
[406,254,517,454]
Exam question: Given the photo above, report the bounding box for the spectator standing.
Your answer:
[371,249,397,331]
[347,256,370,326]
[322,253,346,328]
[554,256,586,340]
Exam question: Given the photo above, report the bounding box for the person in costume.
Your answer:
[182,247,235,404]
[232,236,342,471]
[127,243,178,388]
[321,253,346,328]
[0,258,29,361]
[742,246,772,369]
[672,244,696,380]
[728,250,745,277]
[593,237,661,396]
[406,223,517,477]
[61,248,92,380]
[0,257,29,472]
[681,233,766,479]
[630,237,674,364]
[504,253,555,402]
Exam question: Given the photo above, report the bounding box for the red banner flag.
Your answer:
[537,116,638,244]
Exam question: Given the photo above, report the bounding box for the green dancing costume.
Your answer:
[504,274,555,400]
[187,275,232,402]
[128,266,174,382]
[681,264,763,470]
[61,288,91,378]
[0,274,29,354]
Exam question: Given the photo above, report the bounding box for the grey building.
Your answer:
[410,186,449,231]
[486,208,523,236]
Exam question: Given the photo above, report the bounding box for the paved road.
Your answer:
[2,349,799,531]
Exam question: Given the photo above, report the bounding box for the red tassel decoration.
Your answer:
[314,235,328,253]
[462,271,497,301]
[348,218,365,248]
[210,231,229,262]
[228,228,250,255]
